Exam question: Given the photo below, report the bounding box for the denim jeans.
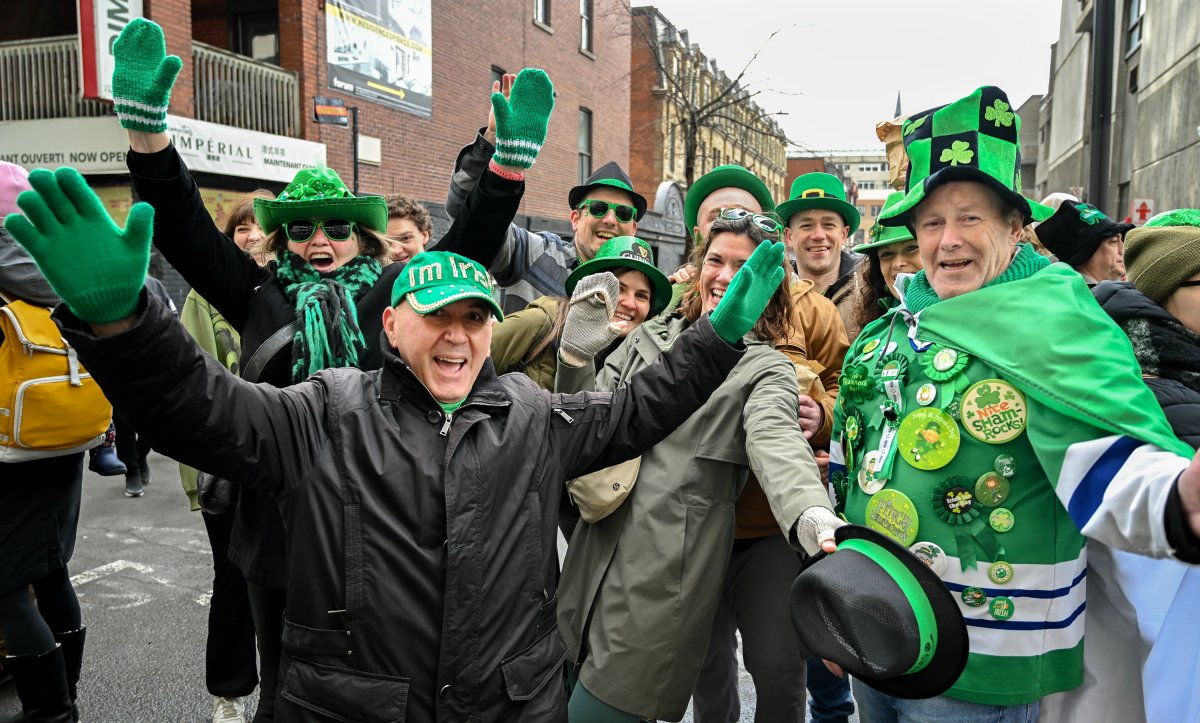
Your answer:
[807,657,854,722]
[854,679,1040,723]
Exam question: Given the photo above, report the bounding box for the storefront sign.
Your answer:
[78,0,144,100]
[325,0,432,117]
[0,116,326,183]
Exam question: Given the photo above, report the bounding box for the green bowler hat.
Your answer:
[790,525,968,700]
[854,191,915,253]
[879,86,1053,229]
[565,236,672,317]
[390,251,504,321]
[684,164,776,242]
[775,172,860,235]
[254,167,388,234]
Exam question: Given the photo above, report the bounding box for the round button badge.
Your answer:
[909,541,948,577]
[960,379,1028,445]
[989,507,1015,533]
[961,587,987,607]
[865,488,919,546]
[988,561,1015,585]
[974,472,1011,507]
[989,596,1015,621]
[898,407,961,470]
[858,450,887,494]
[916,383,937,406]
[932,347,959,372]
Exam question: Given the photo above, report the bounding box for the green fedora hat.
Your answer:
[564,236,672,317]
[854,191,915,253]
[879,86,1053,229]
[684,164,776,242]
[254,167,388,235]
[790,525,968,699]
[567,161,648,221]
[775,172,860,235]
[390,250,504,321]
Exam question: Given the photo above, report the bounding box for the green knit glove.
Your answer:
[709,240,786,344]
[3,168,153,324]
[112,18,182,133]
[491,68,554,169]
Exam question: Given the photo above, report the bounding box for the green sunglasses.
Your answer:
[283,218,357,243]
[577,199,637,223]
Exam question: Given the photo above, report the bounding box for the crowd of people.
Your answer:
[2,16,1200,723]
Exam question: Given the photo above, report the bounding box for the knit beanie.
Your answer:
[1125,209,1200,303]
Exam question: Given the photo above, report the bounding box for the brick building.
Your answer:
[1,0,638,301]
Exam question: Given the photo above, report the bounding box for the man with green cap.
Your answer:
[4,161,795,719]
[777,172,864,338]
[828,85,1200,722]
[445,75,648,314]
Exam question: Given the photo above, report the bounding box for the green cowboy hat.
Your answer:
[564,236,672,317]
[775,172,860,235]
[567,161,648,221]
[854,191,915,253]
[684,165,777,242]
[254,167,388,235]
[879,86,1053,229]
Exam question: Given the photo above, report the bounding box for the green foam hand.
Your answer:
[709,240,787,344]
[112,18,182,133]
[491,68,555,169]
[4,168,153,324]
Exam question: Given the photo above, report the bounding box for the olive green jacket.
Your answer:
[554,313,830,720]
[489,296,560,390]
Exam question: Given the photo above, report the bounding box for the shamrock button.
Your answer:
[943,486,974,516]
[859,338,881,361]
[989,507,1015,533]
[974,472,1010,507]
[865,488,919,546]
[933,348,958,372]
[988,561,1015,585]
[961,587,987,607]
[898,407,961,471]
[994,453,1016,478]
[921,344,969,382]
[989,596,1015,621]
[960,379,1028,445]
[842,363,873,402]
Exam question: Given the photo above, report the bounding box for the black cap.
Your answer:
[1036,200,1134,267]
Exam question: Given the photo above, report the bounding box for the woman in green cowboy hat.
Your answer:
[490,236,671,392]
[850,191,926,334]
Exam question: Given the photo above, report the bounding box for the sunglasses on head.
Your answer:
[283,218,356,243]
[577,199,637,223]
[718,207,782,233]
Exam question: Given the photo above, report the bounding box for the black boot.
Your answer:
[124,469,144,498]
[138,455,151,486]
[53,628,85,723]
[2,645,74,723]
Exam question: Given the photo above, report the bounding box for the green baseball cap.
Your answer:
[565,236,672,317]
[854,192,915,253]
[254,167,388,234]
[390,251,504,321]
[775,172,860,234]
[879,86,1053,229]
[684,165,776,243]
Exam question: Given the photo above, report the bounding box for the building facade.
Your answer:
[1039,0,1199,222]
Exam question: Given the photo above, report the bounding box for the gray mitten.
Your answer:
[559,272,621,368]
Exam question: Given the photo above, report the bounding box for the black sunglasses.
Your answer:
[718,207,782,233]
[577,199,637,223]
[283,218,356,243]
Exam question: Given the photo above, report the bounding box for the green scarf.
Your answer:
[903,243,1050,314]
[274,249,383,382]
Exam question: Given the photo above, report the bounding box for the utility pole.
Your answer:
[1089,0,1115,213]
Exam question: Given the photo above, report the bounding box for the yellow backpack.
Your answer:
[0,295,111,462]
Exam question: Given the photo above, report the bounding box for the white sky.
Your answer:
[632,0,1063,152]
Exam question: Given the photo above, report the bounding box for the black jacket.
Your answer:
[58,293,742,721]
[127,145,524,586]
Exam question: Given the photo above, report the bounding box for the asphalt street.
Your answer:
[1,453,856,721]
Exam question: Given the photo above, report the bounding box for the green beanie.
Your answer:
[1125,209,1200,303]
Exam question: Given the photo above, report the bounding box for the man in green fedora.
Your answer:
[777,172,863,338]
[829,85,1200,721]
[445,75,647,313]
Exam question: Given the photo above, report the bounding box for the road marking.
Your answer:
[71,560,155,586]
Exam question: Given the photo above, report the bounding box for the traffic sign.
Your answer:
[314,96,350,126]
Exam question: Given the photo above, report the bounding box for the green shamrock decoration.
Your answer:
[1077,203,1104,225]
[940,140,974,166]
[903,116,926,137]
[974,383,1002,406]
[870,221,883,239]
[984,99,1015,128]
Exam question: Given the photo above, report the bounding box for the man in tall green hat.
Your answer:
[828,85,1200,721]
[777,172,864,338]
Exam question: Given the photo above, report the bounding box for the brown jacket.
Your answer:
[735,280,849,539]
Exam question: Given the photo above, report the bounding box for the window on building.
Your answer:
[534,0,551,27]
[1126,0,1145,51]
[234,13,280,65]
[580,0,593,53]
[578,108,593,184]
[856,205,867,215]
[490,65,506,86]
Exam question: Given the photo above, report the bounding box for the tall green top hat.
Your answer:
[879,86,1053,229]
[567,162,647,221]
[684,164,777,242]
[565,236,672,317]
[854,191,915,253]
[254,167,388,234]
[775,172,860,235]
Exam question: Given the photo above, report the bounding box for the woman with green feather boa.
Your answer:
[108,19,549,720]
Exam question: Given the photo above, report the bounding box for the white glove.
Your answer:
[795,506,845,557]
[559,272,622,368]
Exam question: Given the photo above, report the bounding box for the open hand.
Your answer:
[485,73,516,144]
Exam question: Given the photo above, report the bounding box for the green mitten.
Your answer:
[709,240,786,344]
[4,168,153,324]
[112,18,182,133]
[491,68,554,169]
